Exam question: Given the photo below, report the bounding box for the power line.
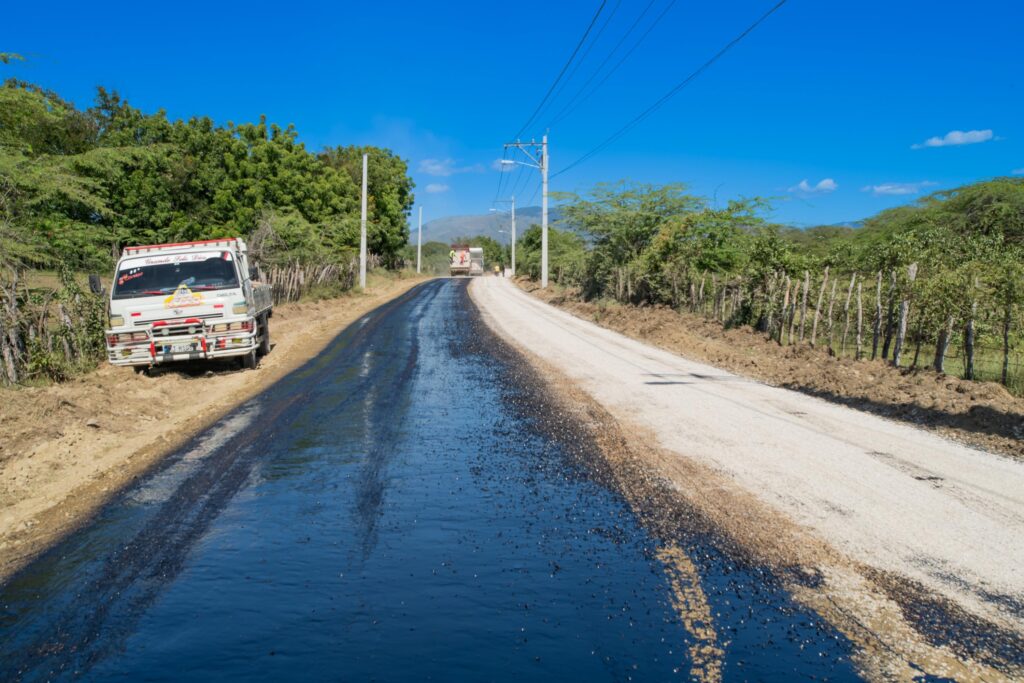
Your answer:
[509,161,530,200]
[513,0,608,140]
[553,0,788,179]
[492,146,510,205]
[536,0,623,127]
[548,0,675,128]
[527,176,543,206]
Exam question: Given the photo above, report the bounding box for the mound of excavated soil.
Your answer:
[521,281,1024,460]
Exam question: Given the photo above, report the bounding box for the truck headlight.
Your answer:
[109,315,125,327]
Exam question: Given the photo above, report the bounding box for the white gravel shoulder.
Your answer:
[472,276,1024,630]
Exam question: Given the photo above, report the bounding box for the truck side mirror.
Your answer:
[249,266,258,281]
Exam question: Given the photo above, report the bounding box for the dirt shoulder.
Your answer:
[475,277,1024,679]
[0,273,430,581]
[519,280,1024,460]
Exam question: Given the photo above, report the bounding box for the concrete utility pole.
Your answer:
[510,195,516,277]
[540,134,548,289]
[501,136,549,287]
[360,153,368,289]
[416,206,423,274]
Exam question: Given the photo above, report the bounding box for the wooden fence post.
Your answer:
[764,273,778,334]
[840,273,856,357]
[779,276,791,345]
[964,277,978,380]
[798,271,810,342]
[811,266,829,348]
[891,262,917,368]
[788,278,800,345]
[882,270,897,360]
[826,279,838,351]
[934,315,954,373]
[855,281,864,360]
[867,271,880,360]
[1002,300,1013,386]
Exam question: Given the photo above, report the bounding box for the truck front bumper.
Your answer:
[106,326,257,367]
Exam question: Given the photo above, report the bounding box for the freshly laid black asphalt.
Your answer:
[0,279,861,681]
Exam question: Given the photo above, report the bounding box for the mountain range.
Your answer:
[412,206,561,245]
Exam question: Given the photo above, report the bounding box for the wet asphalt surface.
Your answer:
[0,279,863,681]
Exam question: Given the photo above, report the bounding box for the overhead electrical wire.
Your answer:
[492,146,510,205]
[512,0,608,140]
[535,0,623,127]
[509,162,530,200]
[552,0,788,179]
[548,0,676,128]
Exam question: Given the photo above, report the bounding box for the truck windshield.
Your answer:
[112,251,240,300]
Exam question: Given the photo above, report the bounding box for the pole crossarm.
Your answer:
[502,141,542,168]
[501,137,547,286]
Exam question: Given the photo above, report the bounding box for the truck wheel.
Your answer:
[258,314,271,356]
[241,348,258,370]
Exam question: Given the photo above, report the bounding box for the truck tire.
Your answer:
[258,314,271,356]
[241,348,258,370]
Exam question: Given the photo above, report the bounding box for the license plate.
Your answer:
[169,343,196,353]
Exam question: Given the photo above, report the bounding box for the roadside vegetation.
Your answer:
[0,69,415,385]
[518,179,1024,394]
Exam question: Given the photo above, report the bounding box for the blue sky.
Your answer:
[3,0,1022,227]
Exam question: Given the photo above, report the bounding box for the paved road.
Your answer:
[0,279,862,681]
[472,276,1024,678]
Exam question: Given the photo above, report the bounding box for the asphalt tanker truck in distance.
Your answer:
[105,238,273,371]
[449,244,485,277]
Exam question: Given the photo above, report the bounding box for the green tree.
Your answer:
[319,145,415,265]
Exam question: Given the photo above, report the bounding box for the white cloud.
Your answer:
[425,183,450,194]
[912,129,993,149]
[418,158,484,176]
[861,181,937,197]
[788,178,838,194]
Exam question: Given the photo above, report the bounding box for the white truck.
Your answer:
[105,238,273,371]
[449,244,471,276]
[468,247,484,276]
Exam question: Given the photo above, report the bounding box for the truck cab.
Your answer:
[105,238,273,370]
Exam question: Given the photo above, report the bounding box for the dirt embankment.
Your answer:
[520,281,1024,460]
[0,274,429,581]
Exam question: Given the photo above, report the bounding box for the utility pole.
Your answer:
[416,206,423,274]
[359,153,368,289]
[510,195,516,277]
[501,136,548,287]
[540,134,548,289]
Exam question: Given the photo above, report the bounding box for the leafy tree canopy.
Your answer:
[0,76,414,271]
